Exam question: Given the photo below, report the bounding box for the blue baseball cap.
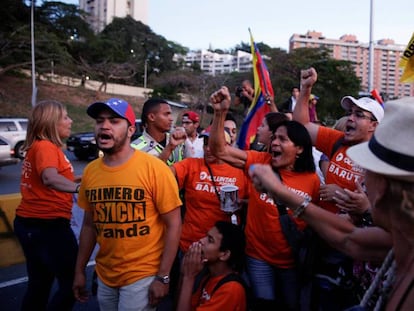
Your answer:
[87,98,136,125]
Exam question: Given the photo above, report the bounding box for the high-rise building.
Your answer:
[289,31,414,98]
[79,0,148,33]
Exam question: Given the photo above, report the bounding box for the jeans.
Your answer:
[13,216,78,311]
[97,276,156,311]
[246,255,299,311]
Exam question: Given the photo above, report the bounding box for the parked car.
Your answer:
[0,118,28,159]
[66,132,98,161]
[66,119,143,161]
[0,136,20,167]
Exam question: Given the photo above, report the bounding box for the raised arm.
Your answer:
[209,86,247,169]
[248,164,392,262]
[158,127,186,164]
[266,94,278,113]
[292,68,320,144]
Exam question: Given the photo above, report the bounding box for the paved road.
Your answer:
[0,150,100,310]
[0,150,86,195]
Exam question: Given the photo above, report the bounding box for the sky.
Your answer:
[61,0,413,51]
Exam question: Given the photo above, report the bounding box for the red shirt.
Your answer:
[173,158,248,252]
[191,274,247,311]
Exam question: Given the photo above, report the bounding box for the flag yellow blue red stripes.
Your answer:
[237,30,273,150]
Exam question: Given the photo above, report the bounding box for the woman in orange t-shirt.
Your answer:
[209,87,320,310]
[14,100,81,311]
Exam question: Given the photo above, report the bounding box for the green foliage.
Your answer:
[266,47,360,122]
[0,1,361,125]
[38,1,93,41]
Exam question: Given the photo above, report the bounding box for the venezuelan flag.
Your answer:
[370,89,384,107]
[237,30,274,150]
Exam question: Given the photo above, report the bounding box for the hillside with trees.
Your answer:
[1,0,361,125]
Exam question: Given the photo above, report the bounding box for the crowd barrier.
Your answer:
[0,193,24,267]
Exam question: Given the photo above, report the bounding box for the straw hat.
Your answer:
[347,97,414,181]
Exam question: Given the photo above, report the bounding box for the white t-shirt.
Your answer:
[184,136,204,158]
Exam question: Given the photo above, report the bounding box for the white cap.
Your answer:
[341,96,384,122]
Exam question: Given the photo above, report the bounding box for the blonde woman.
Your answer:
[14,100,80,310]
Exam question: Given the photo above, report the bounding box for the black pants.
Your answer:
[14,216,78,311]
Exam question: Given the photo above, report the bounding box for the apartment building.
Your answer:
[79,0,148,33]
[289,31,414,98]
[174,50,253,76]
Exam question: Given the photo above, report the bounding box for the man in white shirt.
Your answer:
[182,111,204,158]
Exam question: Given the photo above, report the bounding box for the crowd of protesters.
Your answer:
[12,67,414,311]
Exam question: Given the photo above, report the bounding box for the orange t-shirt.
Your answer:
[16,140,74,220]
[191,274,247,311]
[78,150,182,287]
[244,151,320,268]
[316,126,366,213]
[173,158,248,252]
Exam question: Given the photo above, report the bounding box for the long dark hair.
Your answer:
[274,120,315,173]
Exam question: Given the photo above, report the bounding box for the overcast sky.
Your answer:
[61,0,413,51]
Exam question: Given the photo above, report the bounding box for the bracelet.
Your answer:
[75,183,81,193]
[293,195,311,218]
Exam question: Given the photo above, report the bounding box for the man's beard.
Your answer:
[99,133,130,155]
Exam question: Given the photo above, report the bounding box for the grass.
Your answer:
[0,74,146,133]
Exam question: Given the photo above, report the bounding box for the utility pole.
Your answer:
[144,59,148,89]
[31,0,37,107]
[368,0,374,92]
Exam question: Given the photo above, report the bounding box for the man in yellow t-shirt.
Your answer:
[73,98,182,311]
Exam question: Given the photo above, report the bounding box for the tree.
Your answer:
[37,1,93,41]
[264,47,361,122]
[0,1,86,77]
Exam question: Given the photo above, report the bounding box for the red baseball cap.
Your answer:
[183,111,200,123]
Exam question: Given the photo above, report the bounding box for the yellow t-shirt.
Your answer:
[78,150,182,287]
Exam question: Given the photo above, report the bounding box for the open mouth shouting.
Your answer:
[97,133,113,146]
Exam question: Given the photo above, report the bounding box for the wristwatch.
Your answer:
[154,275,170,284]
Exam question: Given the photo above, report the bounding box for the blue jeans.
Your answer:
[246,255,299,311]
[97,276,156,311]
[14,216,78,311]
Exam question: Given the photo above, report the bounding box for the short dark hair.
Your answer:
[215,221,245,272]
[225,112,237,124]
[141,98,169,126]
[274,120,315,173]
